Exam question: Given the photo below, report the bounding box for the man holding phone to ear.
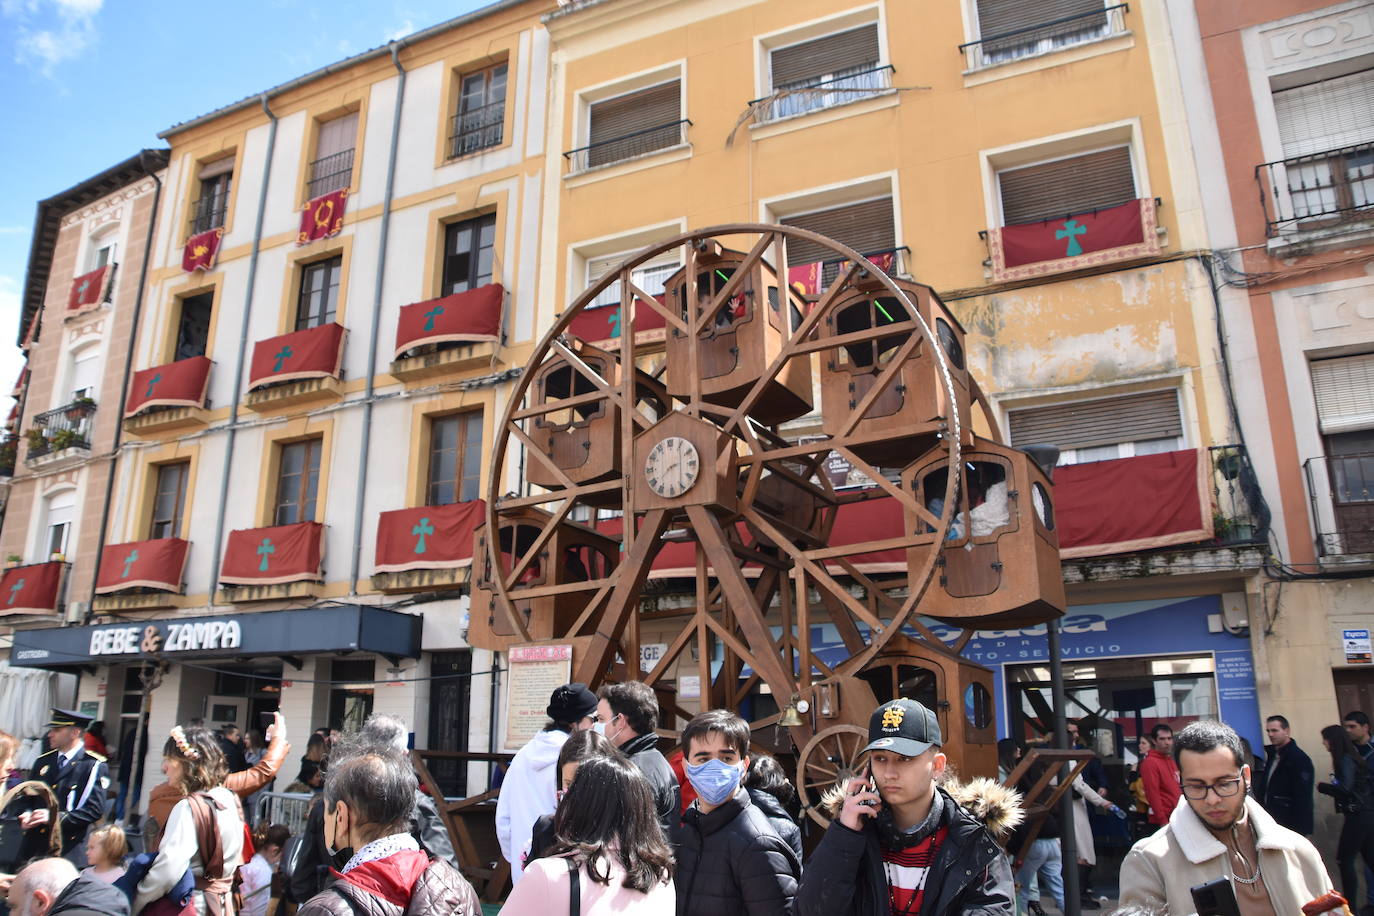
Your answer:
[1120,720,1330,915]
[795,698,1019,916]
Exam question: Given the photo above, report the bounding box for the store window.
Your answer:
[329,658,376,733]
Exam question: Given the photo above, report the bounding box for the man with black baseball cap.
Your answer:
[23,708,109,865]
[796,697,1019,916]
[495,682,600,884]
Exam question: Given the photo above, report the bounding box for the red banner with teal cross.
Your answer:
[124,356,212,417]
[220,522,324,586]
[68,265,112,312]
[988,198,1162,282]
[0,562,64,616]
[297,189,349,245]
[374,500,485,574]
[95,538,190,594]
[182,228,224,272]
[393,284,504,360]
[248,323,345,391]
[567,295,668,345]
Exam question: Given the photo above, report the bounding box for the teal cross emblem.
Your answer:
[412,517,434,554]
[144,373,162,399]
[608,307,622,339]
[121,549,139,578]
[1056,219,1087,257]
[423,305,445,332]
[272,346,293,373]
[76,278,91,299]
[6,578,23,605]
[256,538,275,572]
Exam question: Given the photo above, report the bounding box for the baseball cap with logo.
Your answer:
[862,697,942,757]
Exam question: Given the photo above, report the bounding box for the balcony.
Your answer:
[0,561,67,617]
[1257,140,1374,245]
[982,197,1163,283]
[564,119,691,173]
[449,101,505,159]
[25,399,96,467]
[244,323,346,414]
[306,149,354,200]
[1304,452,1374,560]
[1208,445,1270,547]
[751,65,895,124]
[218,521,323,603]
[188,197,227,238]
[959,4,1129,71]
[92,537,190,612]
[123,356,212,438]
[0,434,16,478]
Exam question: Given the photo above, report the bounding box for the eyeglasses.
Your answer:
[1180,777,1245,800]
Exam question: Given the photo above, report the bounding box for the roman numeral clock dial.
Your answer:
[643,436,700,499]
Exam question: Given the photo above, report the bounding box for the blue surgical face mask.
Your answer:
[592,721,606,736]
[686,758,744,807]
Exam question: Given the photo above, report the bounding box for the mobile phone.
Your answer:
[259,711,277,730]
[860,763,880,807]
[1190,877,1241,916]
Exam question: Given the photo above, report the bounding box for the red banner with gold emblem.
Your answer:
[220,522,323,586]
[124,356,211,417]
[183,228,224,273]
[247,323,345,390]
[374,500,485,574]
[95,539,190,594]
[0,562,64,616]
[394,285,504,359]
[68,265,112,312]
[297,189,348,245]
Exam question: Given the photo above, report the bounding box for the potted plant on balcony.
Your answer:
[5,555,20,569]
[66,396,96,421]
[49,428,79,452]
[0,437,16,476]
[24,428,47,454]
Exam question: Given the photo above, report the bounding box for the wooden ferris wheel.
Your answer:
[468,224,1066,824]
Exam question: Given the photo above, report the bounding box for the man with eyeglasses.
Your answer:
[1120,720,1331,915]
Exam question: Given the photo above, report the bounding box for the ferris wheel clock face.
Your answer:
[644,436,700,498]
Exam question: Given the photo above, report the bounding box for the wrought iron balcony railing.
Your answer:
[959,4,1129,70]
[0,434,16,477]
[306,148,354,199]
[449,100,506,159]
[751,65,895,123]
[564,119,691,173]
[188,197,228,237]
[816,246,911,291]
[26,399,96,461]
[1305,452,1374,557]
[1208,445,1269,546]
[1256,140,1374,238]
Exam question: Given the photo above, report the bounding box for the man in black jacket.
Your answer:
[597,681,680,834]
[795,698,1018,916]
[674,709,799,916]
[1255,714,1315,835]
[10,856,130,916]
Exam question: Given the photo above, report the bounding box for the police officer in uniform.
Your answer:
[22,708,108,866]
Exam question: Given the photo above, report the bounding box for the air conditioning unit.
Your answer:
[64,600,87,624]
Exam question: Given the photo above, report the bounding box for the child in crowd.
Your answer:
[81,823,128,883]
[239,823,290,916]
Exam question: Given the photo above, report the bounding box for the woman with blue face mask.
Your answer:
[673,710,800,916]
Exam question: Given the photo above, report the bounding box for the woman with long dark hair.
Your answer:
[1319,723,1374,904]
[502,754,675,914]
[742,753,802,860]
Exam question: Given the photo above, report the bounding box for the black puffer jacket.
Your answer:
[674,789,800,916]
[621,732,681,836]
[49,875,131,916]
[795,779,1020,916]
[746,788,803,861]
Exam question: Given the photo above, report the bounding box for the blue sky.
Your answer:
[0,0,493,409]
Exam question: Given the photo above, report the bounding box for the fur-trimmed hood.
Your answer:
[818,775,1024,839]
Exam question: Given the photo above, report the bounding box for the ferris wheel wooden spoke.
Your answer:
[690,231,777,336]
[834,329,924,439]
[500,496,575,591]
[626,279,688,335]
[832,445,942,529]
[506,421,579,491]
[573,508,671,685]
[547,338,654,432]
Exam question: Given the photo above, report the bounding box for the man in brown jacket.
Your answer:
[298,743,479,916]
[144,712,290,851]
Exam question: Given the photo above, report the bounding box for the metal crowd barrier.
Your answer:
[254,791,314,834]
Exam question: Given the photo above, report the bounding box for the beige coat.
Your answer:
[1119,795,1331,915]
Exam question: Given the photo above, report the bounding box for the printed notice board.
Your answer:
[1345,629,1372,665]
[504,643,572,749]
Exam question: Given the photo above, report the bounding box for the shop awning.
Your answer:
[567,296,667,344]
[375,500,484,574]
[248,323,345,391]
[1056,448,1210,558]
[124,357,211,417]
[8,605,422,670]
[0,563,65,617]
[220,522,323,586]
[95,538,190,594]
[394,284,503,359]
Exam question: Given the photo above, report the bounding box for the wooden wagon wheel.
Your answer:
[797,724,869,828]
[479,224,964,749]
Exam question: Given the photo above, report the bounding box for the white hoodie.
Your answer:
[495,728,570,884]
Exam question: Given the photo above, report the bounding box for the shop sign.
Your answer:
[89,619,242,656]
[640,643,668,673]
[1345,628,1372,665]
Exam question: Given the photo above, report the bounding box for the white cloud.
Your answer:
[386,19,415,42]
[4,0,103,76]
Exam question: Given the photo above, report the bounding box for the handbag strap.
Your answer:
[567,857,580,916]
[189,794,225,880]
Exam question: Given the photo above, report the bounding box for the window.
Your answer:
[586,252,680,309]
[1271,69,1374,224]
[307,112,358,199]
[997,146,1136,225]
[450,63,507,158]
[442,214,496,295]
[175,292,213,361]
[190,157,233,236]
[68,347,100,402]
[296,257,341,330]
[581,81,683,170]
[150,462,189,540]
[90,233,116,270]
[972,0,1114,66]
[43,490,75,560]
[1007,389,1183,465]
[782,196,897,274]
[428,412,482,506]
[764,24,888,122]
[274,439,321,525]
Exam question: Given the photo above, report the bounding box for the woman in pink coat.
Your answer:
[502,755,675,915]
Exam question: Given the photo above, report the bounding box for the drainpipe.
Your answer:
[86,154,163,621]
[207,95,278,593]
[348,42,407,595]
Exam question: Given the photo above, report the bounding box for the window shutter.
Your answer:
[198,156,235,180]
[1312,354,1374,434]
[771,24,880,88]
[70,351,100,399]
[976,0,1105,38]
[781,197,896,267]
[1273,70,1374,159]
[998,146,1135,225]
[1008,389,1182,450]
[588,81,680,146]
[316,112,359,160]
